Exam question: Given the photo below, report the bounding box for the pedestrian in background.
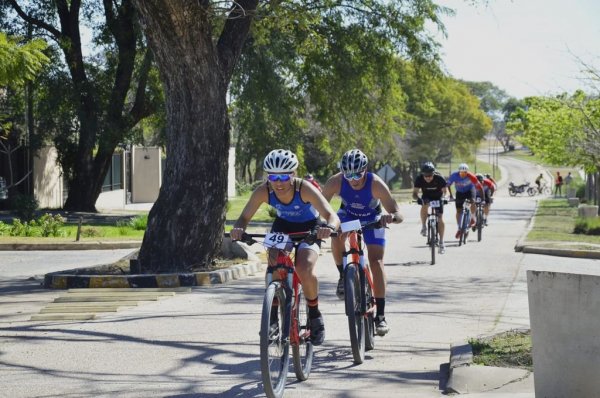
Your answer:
[554,171,563,197]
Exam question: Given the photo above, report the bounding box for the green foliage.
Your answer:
[129,215,148,231]
[508,92,600,173]
[574,217,600,235]
[80,227,105,238]
[37,213,66,237]
[231,0,447,179]
[469,330,532,370]
[9,193,39,221]
[0,32,49,86]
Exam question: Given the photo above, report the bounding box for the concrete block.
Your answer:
[527,270,600,397]
[578,205,598,218]
[567,197,579,207]
[446,365,531,394]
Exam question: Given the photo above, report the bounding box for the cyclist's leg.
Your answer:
[332,214,351,299]
[420,202,428,235]
[437,205,445,251]
[295,247,325,345]
[455,193,466,238]
[365,228,390,336]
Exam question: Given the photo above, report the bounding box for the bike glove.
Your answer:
[417,198,423,205]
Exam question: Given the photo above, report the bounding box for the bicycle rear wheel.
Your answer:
[477,208,484,242]
[260,282,289,398]
[364,277,375,352]
[292,284,314,381]
[345,263,365,364]
[461,211,470,246]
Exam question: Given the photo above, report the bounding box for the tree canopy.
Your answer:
[508,91,600,173]
[0,31,48,86]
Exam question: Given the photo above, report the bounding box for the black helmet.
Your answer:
[485,173,492,178]
[421,162,435,174]
[476,173,484,182]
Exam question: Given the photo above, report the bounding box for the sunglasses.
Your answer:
[343,171,365,181]
[267,174,292,182]
[423,174,434,178]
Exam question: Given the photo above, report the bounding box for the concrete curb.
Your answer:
[515,245,600,259]
[43,260,265,289]
[446,337,533,395]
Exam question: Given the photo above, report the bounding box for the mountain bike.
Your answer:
[340,218,396,364]
[473,196,485,242]
[226,230,333,398]
[457,199,472,246]
[421,199,447,265]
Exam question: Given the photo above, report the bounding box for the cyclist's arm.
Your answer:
[321,173,342,202]
[300,182,340,235]
[411,186,421,201]
[232,183,269,233]
[371,176,403,223]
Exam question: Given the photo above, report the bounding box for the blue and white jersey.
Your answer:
[268,179,319,223]
[338,172,381,220]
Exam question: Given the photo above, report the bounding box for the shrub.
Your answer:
[10,194,39,221]
[574,217,600,235]
[129,214,148,230]
[37,213,66,237]
[116,219,130,236]
[0,221,10,236]
[10,219,37,237]
[81,227,105,237]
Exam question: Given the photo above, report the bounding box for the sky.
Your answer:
[433,0,600,99]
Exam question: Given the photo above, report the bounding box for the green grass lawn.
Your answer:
[526,199,600,246]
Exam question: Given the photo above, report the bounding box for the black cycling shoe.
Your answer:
[310,316,325,346]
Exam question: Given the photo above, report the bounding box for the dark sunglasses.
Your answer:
[423,174,434,178]
[267,174,292,182]
[343,171,364,181]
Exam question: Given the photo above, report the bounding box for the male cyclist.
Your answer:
[446,163,483,239]
[475,173,495,226]
[412,162,448,254]
[230,149,340,346]
[322,149,403,336]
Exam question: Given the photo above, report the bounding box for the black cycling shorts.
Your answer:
[455,191,474,210]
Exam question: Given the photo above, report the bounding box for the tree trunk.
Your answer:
[134,1,257,272]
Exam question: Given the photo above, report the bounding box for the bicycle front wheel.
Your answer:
[429,220,436,265]
[345,263,365,364]
[292,284,314,381]
[364,277,375,352]
[260,282,289,398]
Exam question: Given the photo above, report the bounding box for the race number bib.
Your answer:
[429,200,440,208]
[475,197,482,203]
[264,232,291,249]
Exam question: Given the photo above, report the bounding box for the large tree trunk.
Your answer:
[134,1,257,272]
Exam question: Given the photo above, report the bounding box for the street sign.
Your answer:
[376,164,396,184]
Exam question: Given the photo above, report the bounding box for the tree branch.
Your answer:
[129,48,154,125]
[217,0,259,83]
[6,0,62,39]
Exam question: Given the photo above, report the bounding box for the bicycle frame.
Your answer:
[341,219,377,364]
[426,200,443,264]
[458,200,472,246]
[474,197,485,242]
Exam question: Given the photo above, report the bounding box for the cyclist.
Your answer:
[535,173,545,193]
[412,162,448,254]
[475,173,495,226]
[485,173,498,191]
[446,163,484,239]
[322,149,403,336]
[230,149,340,346]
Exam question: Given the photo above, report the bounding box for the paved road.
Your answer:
[1,156,598,397]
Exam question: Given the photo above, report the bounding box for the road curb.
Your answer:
[517,245,600,259]
[43,260,265,289]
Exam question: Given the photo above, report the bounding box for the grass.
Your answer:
[526,199,600,245]
[469,329,532,371]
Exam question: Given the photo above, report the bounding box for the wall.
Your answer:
[33,146,63,208]
[228,146,236,198]
[527,270,600,397]
[132,146,162,203]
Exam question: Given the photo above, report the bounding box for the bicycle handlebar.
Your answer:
[225,230,338,246]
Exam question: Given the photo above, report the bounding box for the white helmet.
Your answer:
[339,149,368,174]
[458,163,469,172]
[263,149,299,173]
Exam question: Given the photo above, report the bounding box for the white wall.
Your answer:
[132,146,162,203]
[228,146,236,198]
[528,270,600,397]
[33,146,63,208]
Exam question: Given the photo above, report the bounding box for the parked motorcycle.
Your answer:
[508,181,536,196]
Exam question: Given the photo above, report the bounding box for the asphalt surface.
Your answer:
[1,154,599,397]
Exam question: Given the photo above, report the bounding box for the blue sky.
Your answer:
[433,0,600,99]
